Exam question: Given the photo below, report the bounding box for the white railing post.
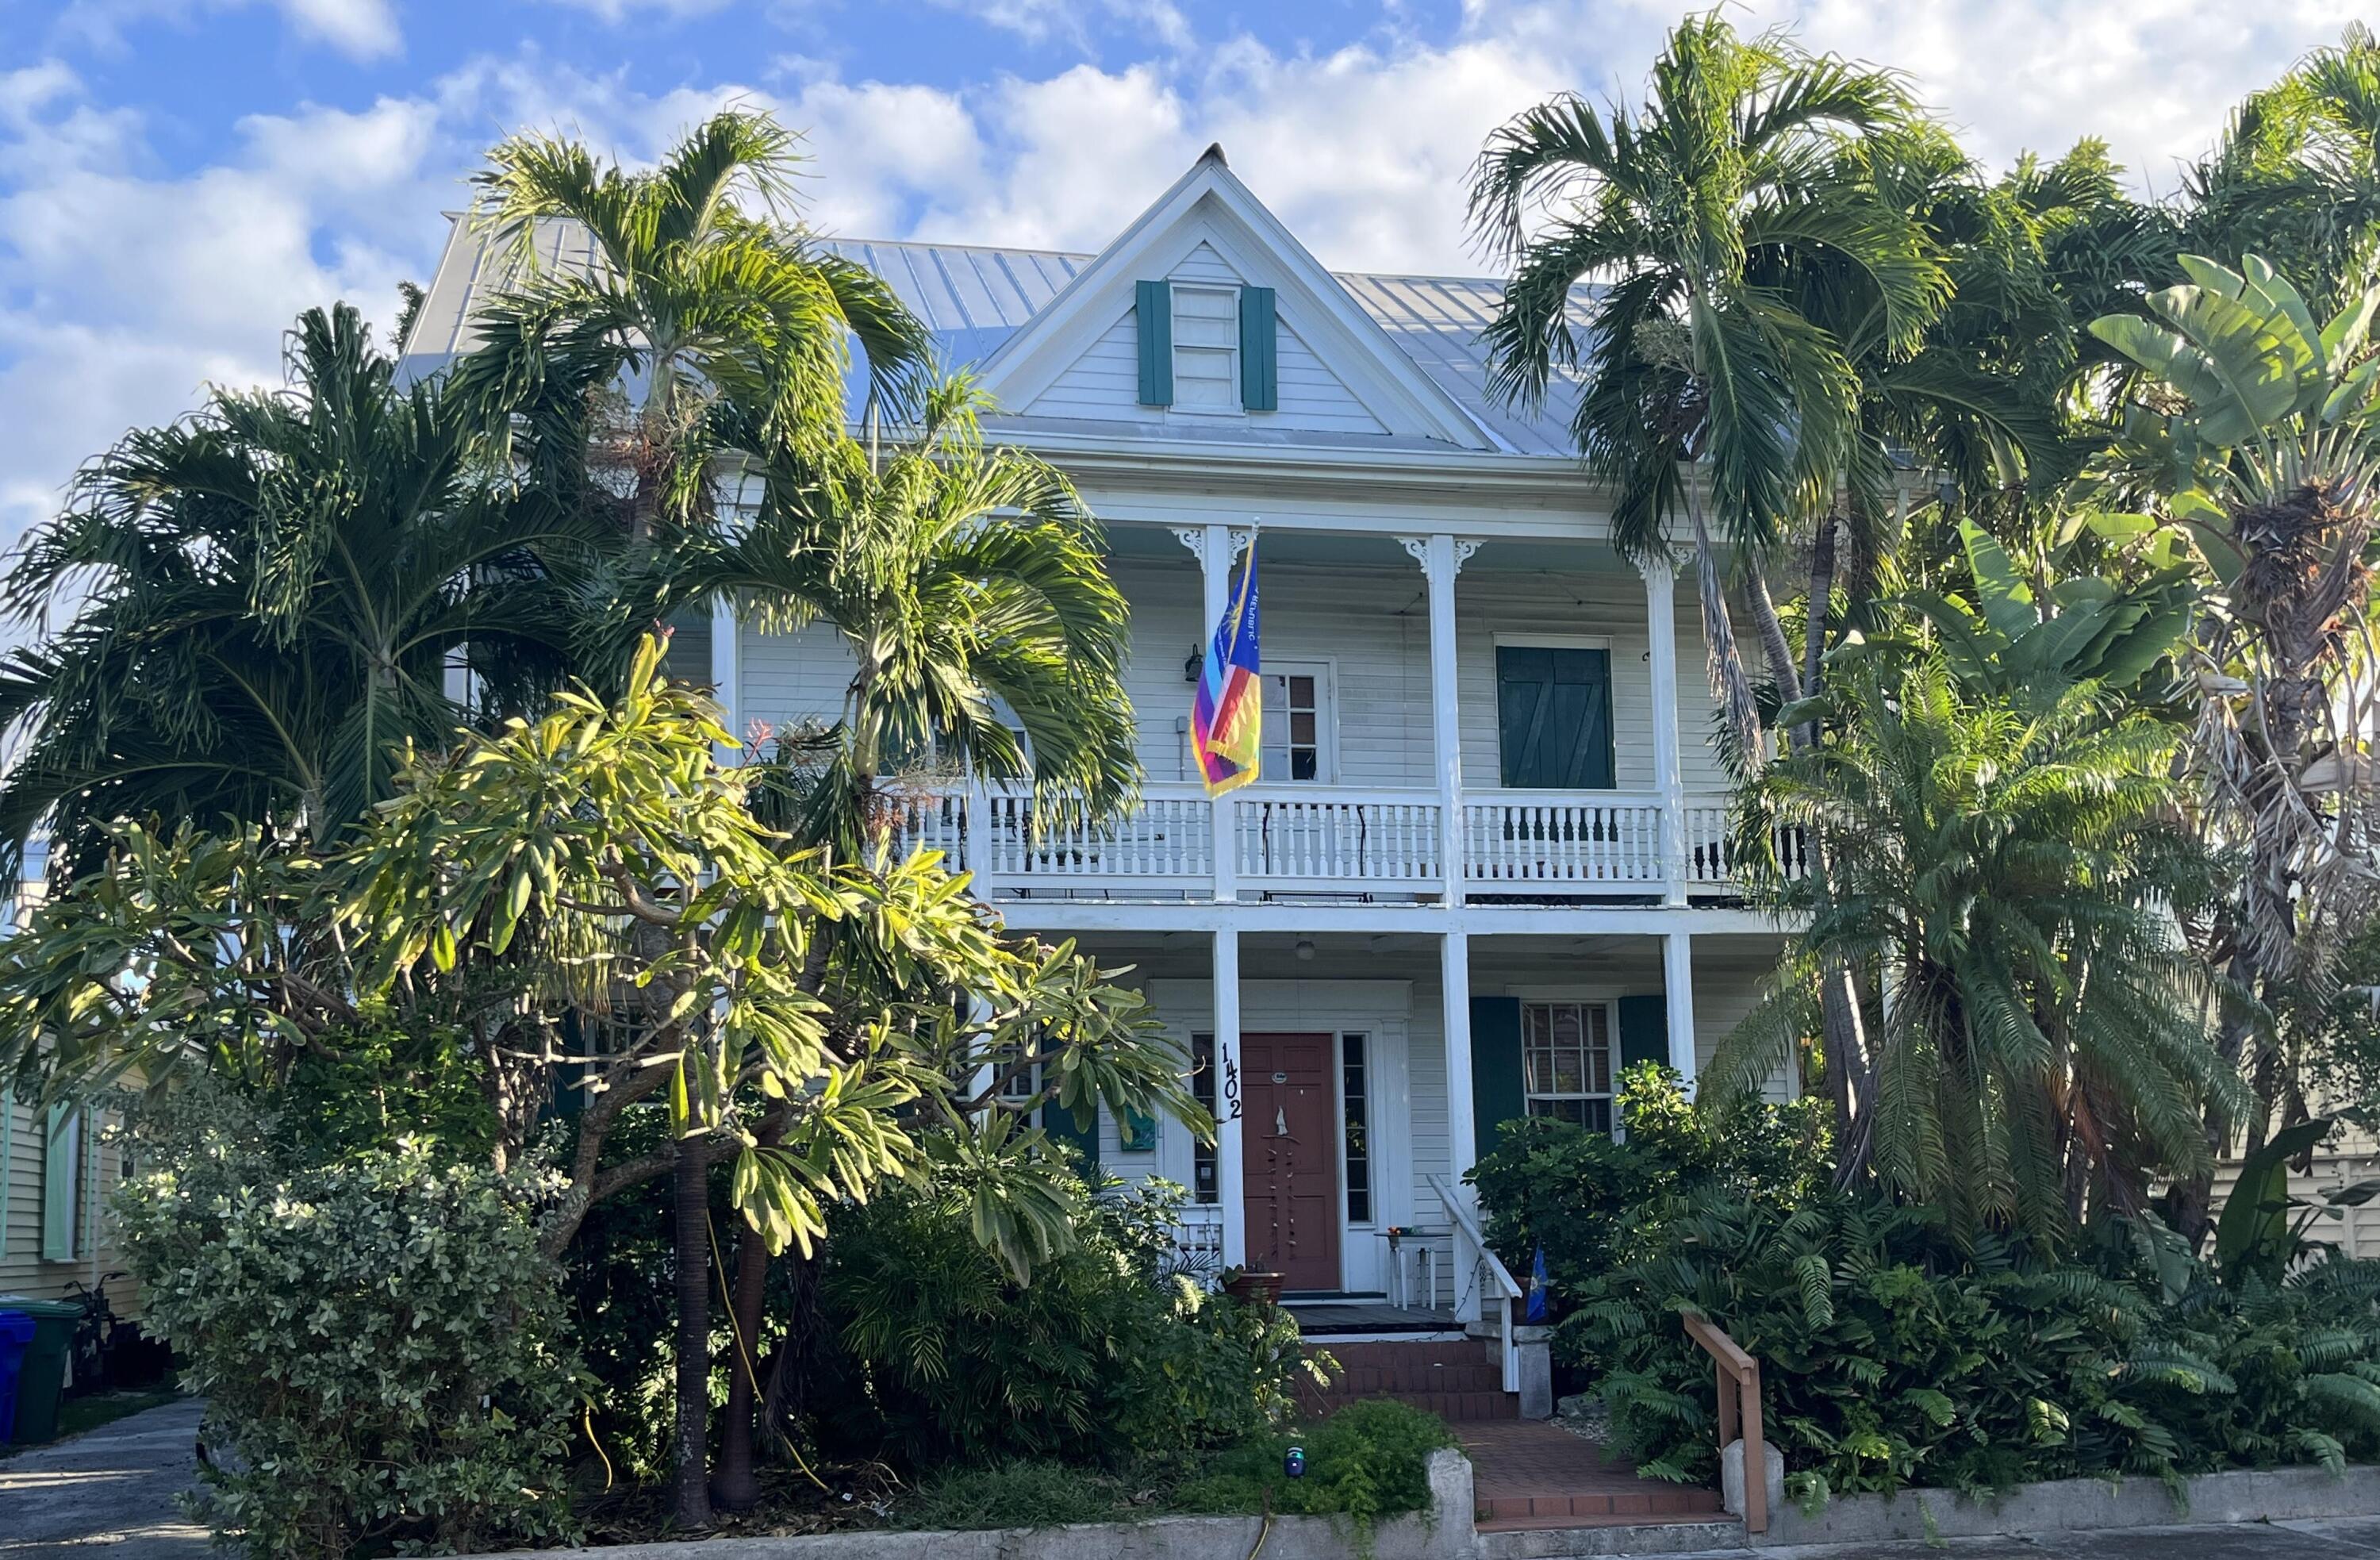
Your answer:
[1664,927,1699,1097]
[1640,556,1691,903]
[1214,927,1247,1269]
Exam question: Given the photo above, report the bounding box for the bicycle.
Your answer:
[63,1270,126,1394]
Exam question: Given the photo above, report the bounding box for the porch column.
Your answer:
[1640,558,1690,905]
[1441,928,1476,1185]
[1403,535,1478,905]
[1663,928,1699,1096]
[1214,928,1247,1267]
[711,595,742,766]
[1188,524,1242,905]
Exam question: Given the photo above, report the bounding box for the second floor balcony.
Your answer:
[723,521,1798,907]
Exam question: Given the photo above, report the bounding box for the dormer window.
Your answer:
[1136,279,1277,412]
[1171,285,1239,411]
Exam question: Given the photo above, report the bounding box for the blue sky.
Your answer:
[0,0,2370,540]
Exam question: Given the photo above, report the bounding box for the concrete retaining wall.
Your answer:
[1756,1462,2380,1547]
[459,1449,1473,1560]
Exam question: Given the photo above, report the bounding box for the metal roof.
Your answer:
[405,221,1594,459]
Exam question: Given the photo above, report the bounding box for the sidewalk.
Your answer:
[0,1397,209,1558]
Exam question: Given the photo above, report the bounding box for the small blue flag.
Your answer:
[1527,1243,1549,1323]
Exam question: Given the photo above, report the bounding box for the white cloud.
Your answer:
[528,0,731,23]
[58,0,403,60]
[0,1,2371,560]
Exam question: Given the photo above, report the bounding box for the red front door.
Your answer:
[1241,1032,1342,1291]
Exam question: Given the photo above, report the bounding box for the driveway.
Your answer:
[0,1397,209,1559]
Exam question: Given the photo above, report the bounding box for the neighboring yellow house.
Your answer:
[0,1090,136,1317]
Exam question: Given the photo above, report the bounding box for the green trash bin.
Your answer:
[0,1297,78,1443]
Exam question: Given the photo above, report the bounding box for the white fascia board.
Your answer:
[973,159,1492,451]
[985,901,1792,937]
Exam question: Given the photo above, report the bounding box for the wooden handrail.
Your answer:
[1681,1312,1767,1535]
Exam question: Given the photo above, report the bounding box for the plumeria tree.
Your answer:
[0,636,1199,1528]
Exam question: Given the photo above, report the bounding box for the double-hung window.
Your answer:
[1522,1000,1616,1134]
[1259,663,1331,782]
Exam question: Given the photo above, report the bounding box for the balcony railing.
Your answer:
[892,783,1792,900]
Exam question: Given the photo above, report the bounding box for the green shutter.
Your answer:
[1239,286,1277,410]
[1496,647,1615,789]
[1046,1101,1100,1174]
[1618,995,1669,1076]
[40,1105,76,1262]
[1135,279,1173,405]
[1470,996,1526,1158]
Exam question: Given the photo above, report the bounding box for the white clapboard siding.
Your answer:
[740,558,1730,801]
[1022,241,1391,437]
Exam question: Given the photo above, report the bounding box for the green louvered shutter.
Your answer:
[1239,286,1277,410]
[1496,647,1616,789]
[1617,995,1669,1078]
[40,1105,77,1262]
[1135,279,1173,405]
[1470,996,1526,1156]
[1045,1101,1100,1174]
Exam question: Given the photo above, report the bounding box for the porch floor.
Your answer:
[1287,1299,1459,1335]
[1461,1420,1729,1531]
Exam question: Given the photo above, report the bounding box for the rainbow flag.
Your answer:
[1192,537,1261,794]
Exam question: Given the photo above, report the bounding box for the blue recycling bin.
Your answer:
[0,1312,34,1445]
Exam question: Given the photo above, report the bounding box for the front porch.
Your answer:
[1047,924,1791,1404]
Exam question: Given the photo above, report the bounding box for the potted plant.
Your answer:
[1221,1265,1285,1305]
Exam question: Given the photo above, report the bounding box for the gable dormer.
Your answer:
[978,147,1491,449]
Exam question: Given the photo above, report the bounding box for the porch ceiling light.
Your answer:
[1295,936,1316,962]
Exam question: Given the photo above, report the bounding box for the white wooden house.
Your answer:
[404,145,1856,1354]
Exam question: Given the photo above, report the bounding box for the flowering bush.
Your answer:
[115,1091,585,1558]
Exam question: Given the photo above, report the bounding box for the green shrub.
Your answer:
[1468,1063,1829,1296]
[896,1459,1142,1529]
[1568,1192,2380,1504]
[1176,1399,1457,1526]
[818,1173,1316,1468]
[114,1090,585,1558]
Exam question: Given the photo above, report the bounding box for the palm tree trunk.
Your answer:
[670,1135,714,1530]
[1744,568,1803,710]
[1798,510,1839,747]
[709,1220,772,1511]
[1687,501,1766,766]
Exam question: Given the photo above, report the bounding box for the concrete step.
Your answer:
[1476,1516,1748,1558]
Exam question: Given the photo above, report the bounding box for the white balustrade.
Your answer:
[1461,792,1667,888]
[1234,790,1443,887]
[981,784,1211,886]
[1683,803,1811,884]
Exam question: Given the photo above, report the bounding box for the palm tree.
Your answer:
[1715,656,2240,1240]
[0,304,603,879]
[653,379,1142,853]
[2090,256,2380,1239]
[1468,13,1943,753]
[2185,25,2380,315]
[447,109,936,547]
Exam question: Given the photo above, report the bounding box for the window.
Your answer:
[1260,664,1330,782]
[1189,1032,1219,1204]
[1172,285,1239,411]
[1497,644,1615,790]
[1522,1001,1615,1134]
[1342,1033,1372,1224]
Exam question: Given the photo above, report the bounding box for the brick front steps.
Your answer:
[1459,1420,1726,1533]
[1296,1339,1517,1423]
